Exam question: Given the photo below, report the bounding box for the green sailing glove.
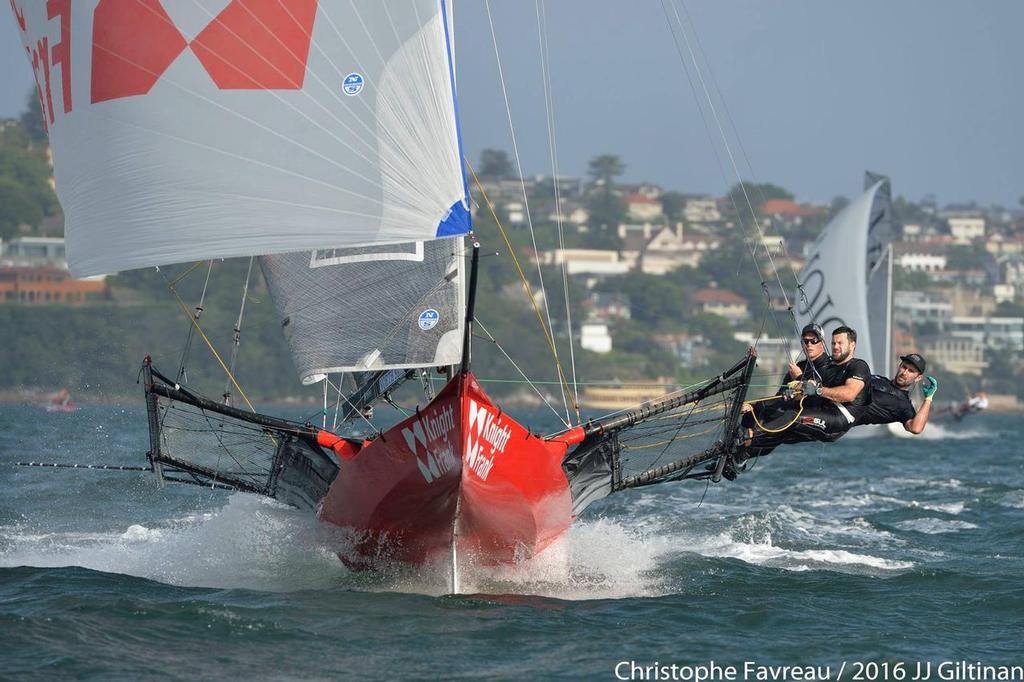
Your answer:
[922,375,938,400]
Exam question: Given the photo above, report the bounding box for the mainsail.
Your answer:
[13,0,470,277]
[260,239,466,384]
[795,173,896,375]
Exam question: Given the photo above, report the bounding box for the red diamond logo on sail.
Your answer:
[91,0,189,103]
[191,0,318,90]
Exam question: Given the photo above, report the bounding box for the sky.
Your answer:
[2,1,1022,207]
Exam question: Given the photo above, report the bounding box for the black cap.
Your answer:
[800,323,824,342]
[899,353,926,373]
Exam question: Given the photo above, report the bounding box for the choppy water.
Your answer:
[2,405,1022,680]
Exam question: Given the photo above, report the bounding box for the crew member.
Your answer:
[856,353,936,434]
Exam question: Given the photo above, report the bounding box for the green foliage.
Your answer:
[477,148,512,180]
[893,267,934,291]
[19,91,48,145]
[584,154,626,248]
[945,243,989,271]
[587,155,625,185]
[0,103,59,239]
[727,181,792,211]
[658,191,687,220]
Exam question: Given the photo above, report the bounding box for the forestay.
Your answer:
[795,173,895,374]
[260,239,465,383]
[12,0,470,277]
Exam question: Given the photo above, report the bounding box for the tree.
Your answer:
[587,154,625,187]
[659,191,687,221]
[727,182,792,211]
[584,154,626,248]
[477,149,512,180]
[829,195,850,216]
[19,90,48,145]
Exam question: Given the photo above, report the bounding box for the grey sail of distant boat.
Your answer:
[795,172,896,378]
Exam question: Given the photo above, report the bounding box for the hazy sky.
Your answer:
[3,1,1021,207]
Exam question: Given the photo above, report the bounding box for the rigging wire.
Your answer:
[671,0,810,312]
[476,319,571,428]
[223,256,254,406]
[483,0,572,424]
[535,0,581,423]
[466,161,576,416]
[159,269,258,414]
[175,260,214,385]
[659,0,813,369]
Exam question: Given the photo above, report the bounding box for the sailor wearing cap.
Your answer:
[785,323,831,384]
[854,353,936,434]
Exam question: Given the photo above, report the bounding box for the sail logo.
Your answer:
[797,251,846,332]
[402,403,456,483]
[418,309,440,331]
[342,73,364,96]
[465,399,512,481]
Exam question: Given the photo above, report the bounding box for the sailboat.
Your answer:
[15,1,755,577]
[793,172,901,437]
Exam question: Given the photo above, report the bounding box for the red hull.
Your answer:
[317,373,577,566]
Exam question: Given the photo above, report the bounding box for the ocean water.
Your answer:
[1,404,1022,680]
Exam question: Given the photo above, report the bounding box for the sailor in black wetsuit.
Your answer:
[748,323,831,427]
[856,353,936,434]
[733,325,871,470]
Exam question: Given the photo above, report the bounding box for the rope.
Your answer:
[747,395,807,434]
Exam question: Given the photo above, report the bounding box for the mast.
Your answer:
[885,242,893,377]
[459,242,481,375]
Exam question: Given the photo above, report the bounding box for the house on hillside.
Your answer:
[691,288,749,323]
[619,223,721,275]
[625,193,663,221]
[585,292,631,321]
[759,199,825,228]
[0,266,108,304]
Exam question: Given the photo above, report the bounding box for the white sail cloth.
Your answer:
[795,176,895,375]
[12,0,469,277]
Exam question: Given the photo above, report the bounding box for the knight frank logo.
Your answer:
[402,404,458,484]
[11,0,320,128]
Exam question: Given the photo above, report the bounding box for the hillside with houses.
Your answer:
[3,110,1024,407]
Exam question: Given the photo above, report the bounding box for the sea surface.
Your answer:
[1,404,1022,680]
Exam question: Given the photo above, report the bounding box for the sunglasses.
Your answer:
[801,337,821,345]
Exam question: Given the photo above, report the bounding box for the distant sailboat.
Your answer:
[794,172,897,437]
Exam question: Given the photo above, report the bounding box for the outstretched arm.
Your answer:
[905,376,938,434]
[905,398,933,434]
[818,377,865,404]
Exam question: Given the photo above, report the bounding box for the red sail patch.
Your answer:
[91,0,319,104]
[190,0,318,90]
[91,0,188,103]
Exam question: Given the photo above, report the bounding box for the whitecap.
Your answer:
[893,518,979,535]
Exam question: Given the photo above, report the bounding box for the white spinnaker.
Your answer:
[795,178,893,374]
[13,1,469,277]
[260,239,465,384]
